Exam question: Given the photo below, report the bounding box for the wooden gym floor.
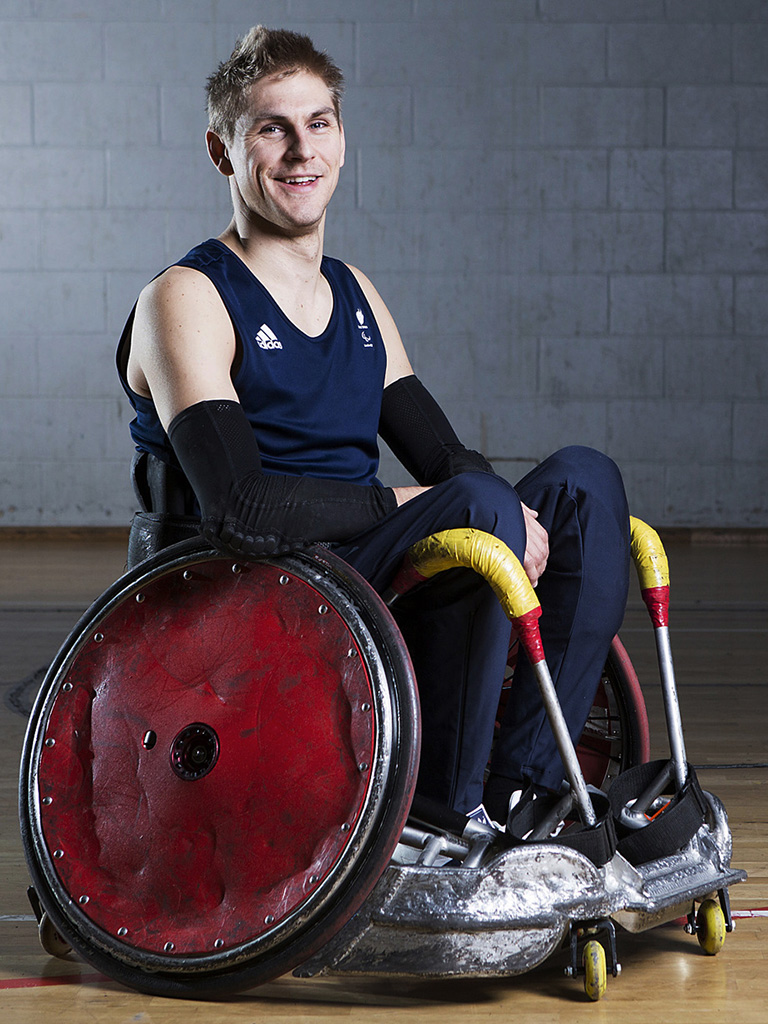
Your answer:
[0,532,766,1022]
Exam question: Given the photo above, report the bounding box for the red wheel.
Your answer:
[498,635,649,791]
[577,637,650,789]
[20,542,419,998]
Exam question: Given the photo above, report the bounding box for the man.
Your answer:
[117,26,629,823]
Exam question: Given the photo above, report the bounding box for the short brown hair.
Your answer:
[206,25,345,141]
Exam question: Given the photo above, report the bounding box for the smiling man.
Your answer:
[117,26,630,824]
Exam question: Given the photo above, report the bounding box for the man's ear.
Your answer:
[206,130,234,176]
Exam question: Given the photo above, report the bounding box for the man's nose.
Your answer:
[287,128,314,160]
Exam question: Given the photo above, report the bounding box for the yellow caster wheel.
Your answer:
[39,912,72,959]
[583,939,607,1001]
[696,898,726,956]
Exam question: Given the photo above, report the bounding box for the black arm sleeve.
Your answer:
[168,399,397,556]
[378,374,494,485]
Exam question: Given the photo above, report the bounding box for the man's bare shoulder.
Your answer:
[138,264,223,319]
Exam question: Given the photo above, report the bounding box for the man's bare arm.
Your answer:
[127,264,239,429]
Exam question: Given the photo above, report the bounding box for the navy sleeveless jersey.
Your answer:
[117,239,387,485]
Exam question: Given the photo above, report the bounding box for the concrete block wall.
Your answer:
[1,0,767,527]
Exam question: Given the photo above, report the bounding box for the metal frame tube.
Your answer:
[532,661,597,828]
[654,625,688,789]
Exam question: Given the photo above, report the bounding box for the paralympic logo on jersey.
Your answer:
[355,308,374,348]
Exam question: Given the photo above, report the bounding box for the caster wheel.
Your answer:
[39,912,72,959]
[697,898,726,956]
[583,939,607,1001]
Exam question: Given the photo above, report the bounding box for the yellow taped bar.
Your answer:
[406,528,540,621]
[629,516,670,591]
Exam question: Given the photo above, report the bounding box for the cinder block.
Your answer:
[160,86,209,147]
[539,336,664,398]
[609,150,664,210]
[617,461,666,526]
[735,275,768,334]
[483,396,608,461]
[37,333,116,398]
[733,24,768,83]
[667,86,768,147]
[0,21,103,81]
[409,332,483,398]
[541,212,663,273]
[34,0,161,16]
[1,272,106,334]
[359,146,516,212]
[0,211,39,270]
[414,85,539,148]
[0,0,32,14]
[0,458,41,527]
[360,22,606,87]
[0,337,37,397]
[0,147,105,209]
[667,213,768,273]
[666,150,733,209]
[416,0,537,18]
[727,461,768,525]
[540,0,663,19]
[41,210,167,272]
[665,1,768,22]
[0,85,32,145]
[39,457,136,527]
[293,0,410,16]
[35,84,159,147]
[610,274,733,335]
[734,401,768,461]
[365,270,517,343]
[663,462,729,527]
[515,149,608,210]
[105,22,215,84]
[326,210,538,276]
[343,87,413,147]
[108,146,220,209]
[608,24,731,84]
[606,399,731,462]
[735,151,768,209]
[515,274,609,336]
[412,325,538,401]
[541,87,663,146]
[665,337,768,400]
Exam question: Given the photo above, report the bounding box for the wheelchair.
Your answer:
[19,520,744,1001]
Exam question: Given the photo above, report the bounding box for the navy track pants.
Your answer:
[333,446,630,814]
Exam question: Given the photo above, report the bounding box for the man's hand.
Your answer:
[522,503,549,587]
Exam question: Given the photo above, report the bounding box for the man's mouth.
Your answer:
[278,176,319,185]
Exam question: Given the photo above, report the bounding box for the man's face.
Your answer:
[224,69,345,236]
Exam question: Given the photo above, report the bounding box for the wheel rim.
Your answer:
[21,544,419,992]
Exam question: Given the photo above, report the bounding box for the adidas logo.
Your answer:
[256,324,282,350]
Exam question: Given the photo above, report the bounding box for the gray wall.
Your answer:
[2,0,767,528]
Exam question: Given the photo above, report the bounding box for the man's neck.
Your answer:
[218,215,333,337]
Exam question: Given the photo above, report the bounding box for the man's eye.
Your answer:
[260,124,283,135]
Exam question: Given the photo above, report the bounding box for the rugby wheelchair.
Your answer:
[19,519,745,1001]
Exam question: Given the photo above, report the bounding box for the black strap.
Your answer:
[507,788,617,867]
[608,759,708,865]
